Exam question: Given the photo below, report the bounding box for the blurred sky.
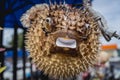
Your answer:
[92,0,120,48]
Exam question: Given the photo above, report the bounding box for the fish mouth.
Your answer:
[56,37,77,49]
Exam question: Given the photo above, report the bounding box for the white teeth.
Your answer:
[56,37,76,48]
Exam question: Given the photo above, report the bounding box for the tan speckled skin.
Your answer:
[21,4,100,79]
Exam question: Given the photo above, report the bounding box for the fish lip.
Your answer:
[56,37,77,49]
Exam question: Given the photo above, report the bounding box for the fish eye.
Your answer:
[46,18,51,23]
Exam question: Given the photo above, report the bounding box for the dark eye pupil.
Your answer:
[46,19,49,22]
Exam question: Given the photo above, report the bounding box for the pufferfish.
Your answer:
[21,3,100,79]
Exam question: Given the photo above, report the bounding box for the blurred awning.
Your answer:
[5,49,28,58]
[101,44,118,50]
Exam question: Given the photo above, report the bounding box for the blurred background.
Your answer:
[0,0,120,80]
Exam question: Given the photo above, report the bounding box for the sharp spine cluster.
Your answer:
[21,2,100,79]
